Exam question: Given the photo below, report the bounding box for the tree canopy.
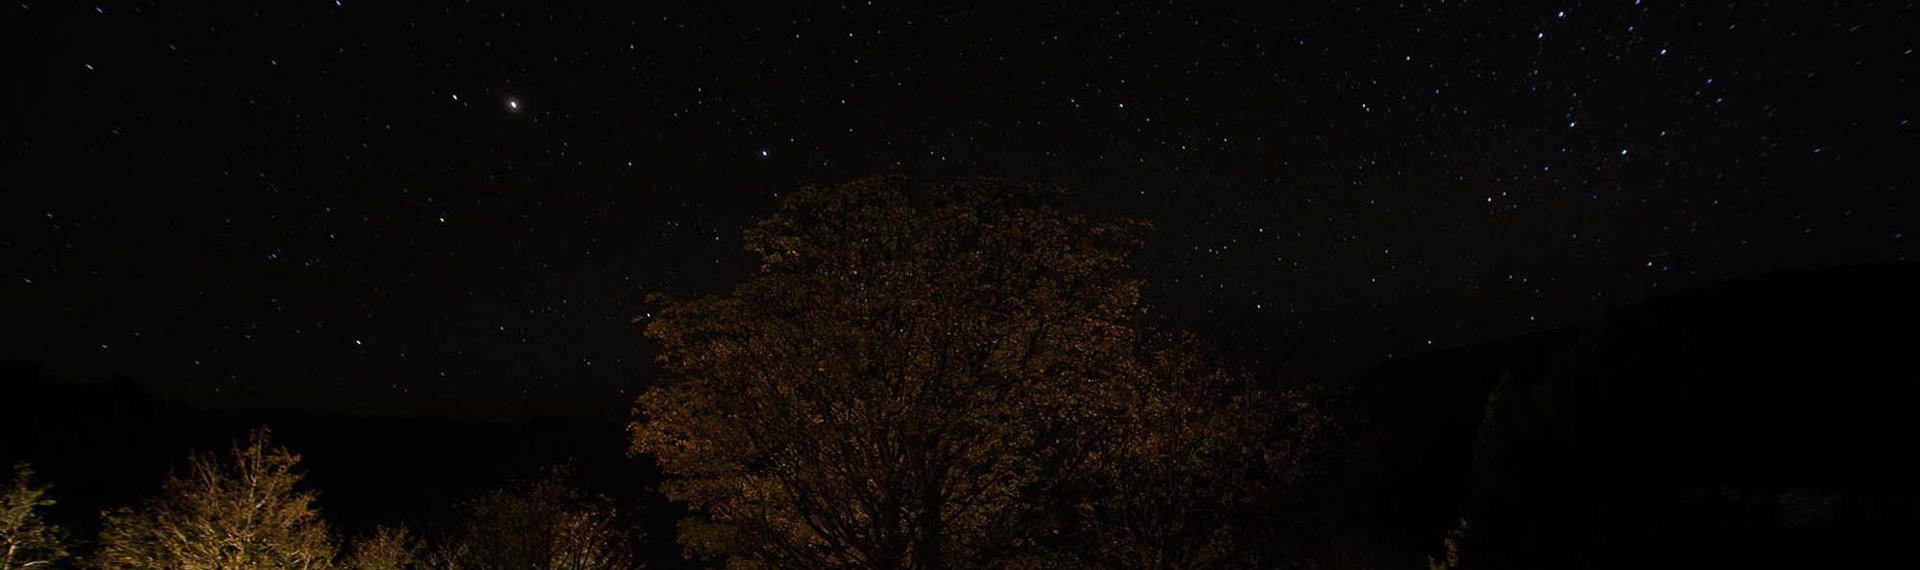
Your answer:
[95,429,336,570]
[431,467,636,570]
[0,463,67,570]
[632,176,1154,569]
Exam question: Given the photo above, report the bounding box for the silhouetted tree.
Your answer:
[345,525,423,570]
[0,463,66,570]
[432,468,636,570]
[94,428,336,569]
[631,176,1150,569]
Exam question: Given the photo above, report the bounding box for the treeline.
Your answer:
[2,430,640,570]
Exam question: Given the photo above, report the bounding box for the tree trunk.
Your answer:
[913,473,944,570]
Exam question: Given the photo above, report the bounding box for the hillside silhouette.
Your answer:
[1347,264,1918,568]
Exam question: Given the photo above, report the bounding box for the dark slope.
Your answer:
[1349,264,1919,569]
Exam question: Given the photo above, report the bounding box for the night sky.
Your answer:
[5,1,1913,418]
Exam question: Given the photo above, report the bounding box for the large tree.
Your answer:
[631,176,1147,569]
[95,428,336,570]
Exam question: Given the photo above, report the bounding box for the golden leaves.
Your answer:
[631,177,1149,569]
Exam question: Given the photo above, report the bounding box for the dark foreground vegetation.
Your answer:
[4,178,1915,569]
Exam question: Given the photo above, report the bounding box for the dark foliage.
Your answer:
[1349,265,1920,569]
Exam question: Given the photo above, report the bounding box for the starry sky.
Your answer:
[4,1,1913,418]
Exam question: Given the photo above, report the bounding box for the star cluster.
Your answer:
[4,1,1912,416]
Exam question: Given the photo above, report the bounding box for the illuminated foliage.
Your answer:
[344,525,423,570]
[432,468,636,570]
[1070,339,1345,569]
[95,428,336,570]
[632,176,1147,569]
[0,463,67,570]
[1427,519,1468,570]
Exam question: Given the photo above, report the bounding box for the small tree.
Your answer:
[345,525,423,570]
[434,468,636,570]
[0,463,67,570]
[95,428,336,569]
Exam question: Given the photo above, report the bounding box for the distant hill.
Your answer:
[1348,264,1919,569]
